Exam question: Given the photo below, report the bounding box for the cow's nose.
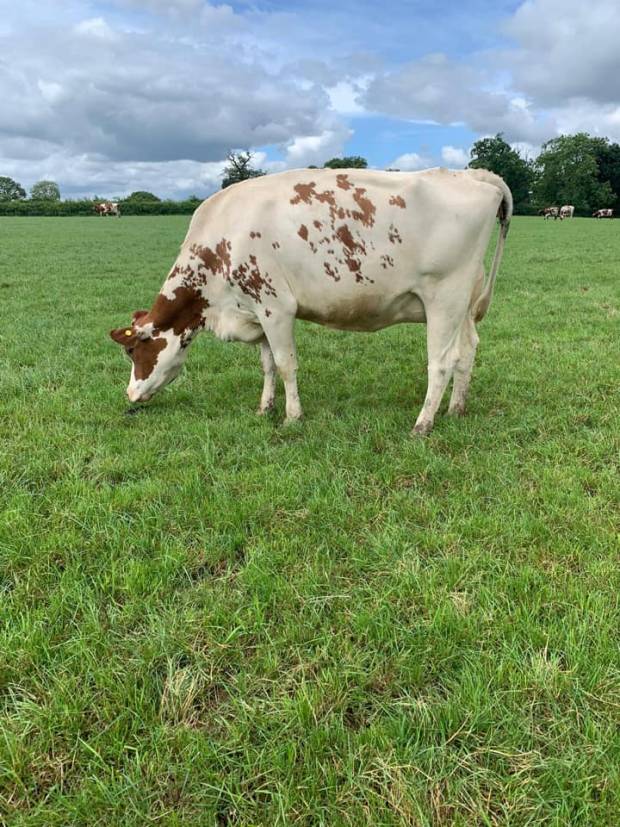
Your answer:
[127,388,141,403]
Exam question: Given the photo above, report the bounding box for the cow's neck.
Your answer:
[147,277,209,345]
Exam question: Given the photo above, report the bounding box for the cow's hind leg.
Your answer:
[413,285,471,436]
[257,339,277,415]
[448,316,479,417]
[262,314,302,422]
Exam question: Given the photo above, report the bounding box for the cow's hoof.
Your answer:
[448,403,466,417]
[412,421,432,437]
[284,414,303,426]
[256,405,274,416]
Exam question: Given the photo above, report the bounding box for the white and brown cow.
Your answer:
[560,205,575,219]
[540,206,562,220]
[593,208,613,219]
[94,201,120,217]
[110,167,512,435]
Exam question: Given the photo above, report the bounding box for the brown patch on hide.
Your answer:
[323,262,340,281]
[388,224,402,244]
[351,187,376,227]
[389,195,406,208]
[290,182,317,205]
[150,286,210,336]
[298,224,309,241]
[189,238,276,303]
[231,255,277,303]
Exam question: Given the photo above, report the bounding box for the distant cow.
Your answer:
[593,208,613,219]
[110,167,512,436]
[540,206,562,220]
[560,205,575,219]
[94,201,121,217]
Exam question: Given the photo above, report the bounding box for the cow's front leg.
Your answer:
[257,338,276,415]
[263,314,302,422]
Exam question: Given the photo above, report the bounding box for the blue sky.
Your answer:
[2,0,619,198]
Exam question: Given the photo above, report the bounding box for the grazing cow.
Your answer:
[593,208,613,219]
[110,167,512,435]
[94,201,121,217]
[540,206,562,220]
[560,205,575,219]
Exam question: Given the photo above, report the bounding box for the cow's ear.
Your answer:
[110,327,138,346]
[132,309,149,323]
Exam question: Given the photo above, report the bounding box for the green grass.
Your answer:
[1,215,619,826]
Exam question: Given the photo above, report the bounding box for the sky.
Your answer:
[2,0,620,199]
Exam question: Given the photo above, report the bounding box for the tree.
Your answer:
[30,180,61,201]
[0,176,26,201]
[468,134,533,206]
[323,156,368,169]
[124,190,161,201]
[591,139,620,211]
[534,133,613,211]
[221,151,266,189]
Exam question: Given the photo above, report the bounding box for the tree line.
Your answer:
[468,132,620,214]
[2,135,619,216]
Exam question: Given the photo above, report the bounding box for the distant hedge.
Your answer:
[0,198,604,219]
[0,199,202,216]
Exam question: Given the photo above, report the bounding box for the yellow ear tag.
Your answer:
[124,329,133,336]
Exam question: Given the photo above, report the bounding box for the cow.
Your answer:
[110,167,512,436]
[593,208,613,219]
[540,206,562,220]
[94,201,121,217]
[560,205,575,219]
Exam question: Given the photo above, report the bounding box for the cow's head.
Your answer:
[109,310,189,403]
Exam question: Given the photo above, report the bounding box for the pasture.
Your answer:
[1,215,619,825]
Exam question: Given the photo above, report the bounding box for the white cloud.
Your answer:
[284,126,352,168]
[363,52,555,144]
[389,152,431,171]
[326,79,370,116]
[441,145,468,167]
[74,17,117,39]
[504,0,620,106]
[0,150,229,199]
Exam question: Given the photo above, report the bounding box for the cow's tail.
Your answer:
[469,171,513,323]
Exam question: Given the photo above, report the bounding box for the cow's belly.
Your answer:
[296,290,426,332]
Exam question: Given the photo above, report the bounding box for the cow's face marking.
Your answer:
[111,283,208,402]
[110,324,188,403]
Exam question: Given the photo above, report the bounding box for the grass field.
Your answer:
[1,214,619,826]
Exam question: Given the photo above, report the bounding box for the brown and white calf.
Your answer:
[110,167,512,435]
[94,201,120,217]
[593,208,613,218]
